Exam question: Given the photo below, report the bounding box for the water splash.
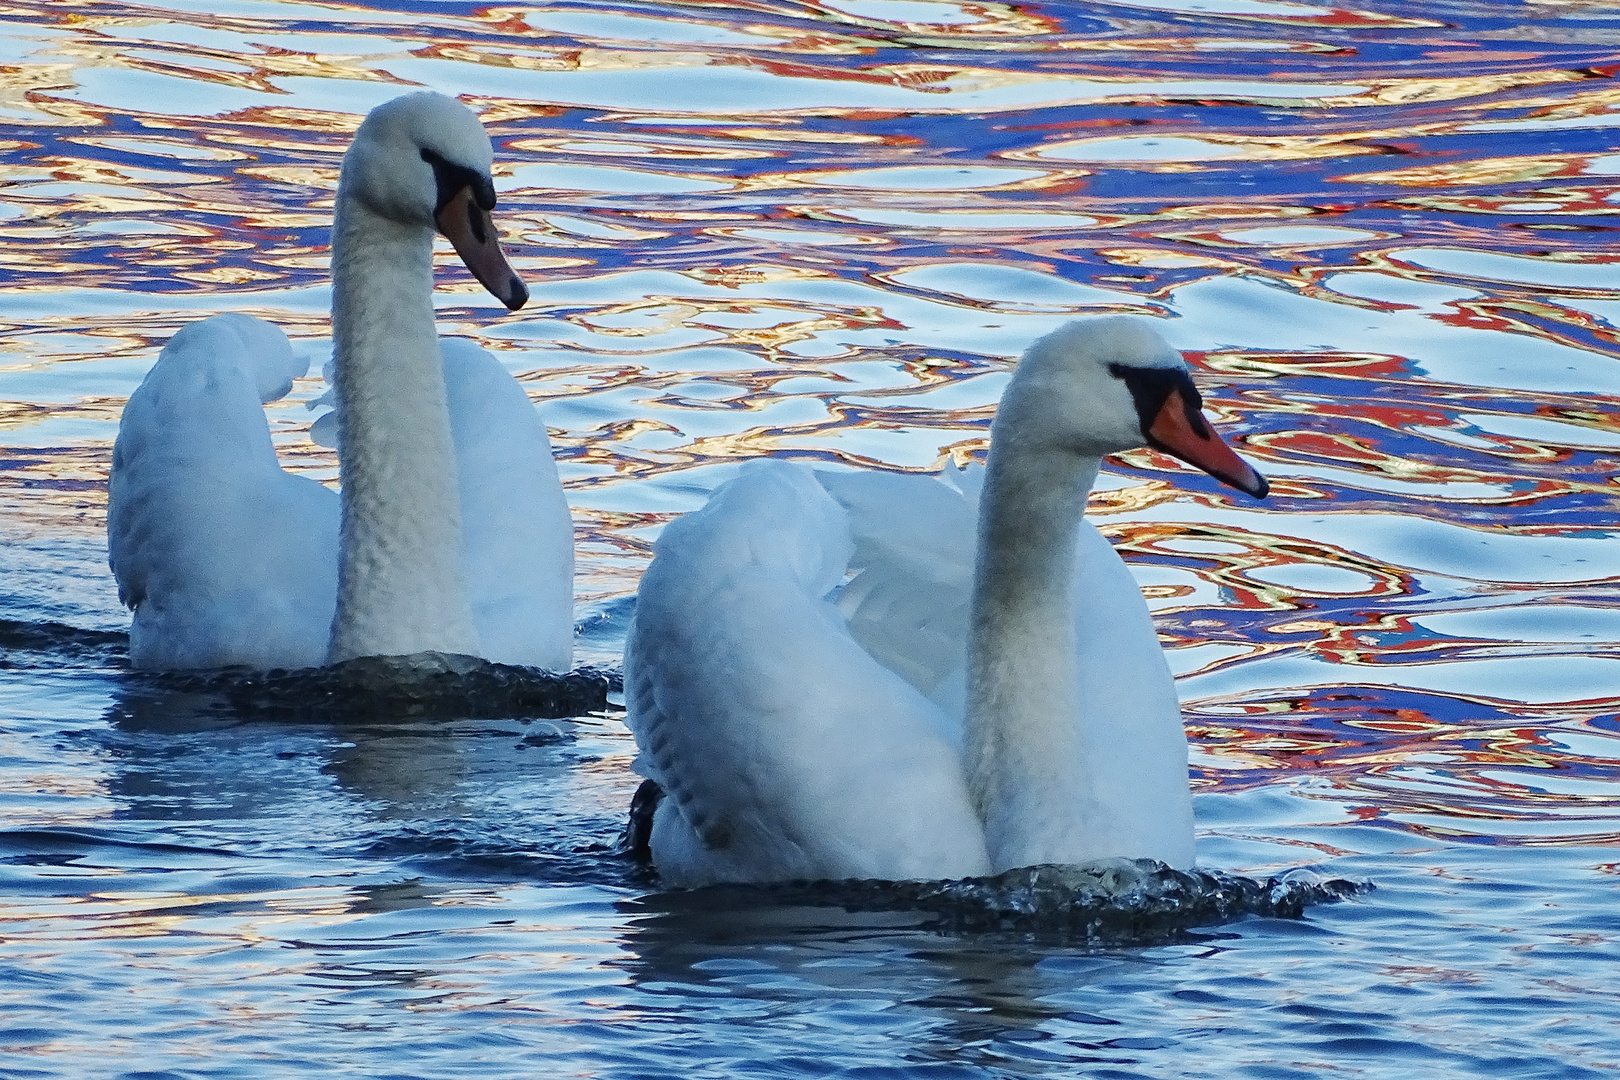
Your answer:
[631,859,1366,944]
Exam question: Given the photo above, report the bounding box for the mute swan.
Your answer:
[108,92,573,672]
[623,317,1268,885]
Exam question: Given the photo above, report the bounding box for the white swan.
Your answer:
[623,317,1268,885]
[108,92,573,672]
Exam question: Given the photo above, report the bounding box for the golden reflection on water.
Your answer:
[0,0,1617,856]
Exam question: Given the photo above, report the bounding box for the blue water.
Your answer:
[3,0,1619,1075]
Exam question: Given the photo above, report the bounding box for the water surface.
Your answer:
[2,0,1619,1076]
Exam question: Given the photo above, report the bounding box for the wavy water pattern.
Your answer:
[2,1,1619,1076]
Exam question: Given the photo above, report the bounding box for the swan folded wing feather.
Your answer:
[1067,520,1195,867]
[441,339,574,671]
[627,462,856,855]
[815,468,978,702]
[626,462,991,884]
[108,315,338,670]
[816,467,978,576]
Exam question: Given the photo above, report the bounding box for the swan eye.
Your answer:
[419,148,497,213]
[1107,363,1210,439]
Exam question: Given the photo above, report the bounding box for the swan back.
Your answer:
[307,339,576,669]
[821,463,1194,869]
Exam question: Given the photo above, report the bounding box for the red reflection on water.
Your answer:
[1191,686,1620,845]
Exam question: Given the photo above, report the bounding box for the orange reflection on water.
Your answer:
[1346,153,1610,189]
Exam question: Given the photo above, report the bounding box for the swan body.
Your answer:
[109,92,572,672]
[624,317,1268,885]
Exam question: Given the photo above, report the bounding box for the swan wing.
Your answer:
[814,466,979,706]
[625,461,990,886]
[1066,520,1195,868]
[441,339,574,671]
[108,314,338,670]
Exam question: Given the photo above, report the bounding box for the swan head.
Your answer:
[340,91,528,310]
[999,316,1267,498]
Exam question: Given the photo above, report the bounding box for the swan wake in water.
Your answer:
[626,859,1365,945]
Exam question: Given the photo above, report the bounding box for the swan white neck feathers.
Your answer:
[326,95,494,663]
[624,316,1268,885]
[108,92,573,672]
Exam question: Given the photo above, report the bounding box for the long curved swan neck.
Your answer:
[964,413,1101,869]
[326,195,478,663]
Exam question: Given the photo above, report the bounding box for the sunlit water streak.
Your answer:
[1,0,1619,1076]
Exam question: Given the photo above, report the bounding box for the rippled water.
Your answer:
[3,0,1619,1075]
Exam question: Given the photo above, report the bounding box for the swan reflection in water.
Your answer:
[610,875,1265,1069]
